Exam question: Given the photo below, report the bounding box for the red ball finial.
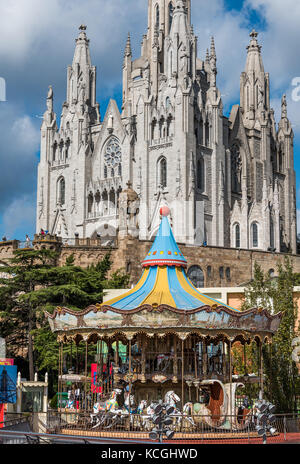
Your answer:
[160,206,170,217]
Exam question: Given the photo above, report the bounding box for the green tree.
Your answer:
[242,257,299,412]
[0,249,129,386]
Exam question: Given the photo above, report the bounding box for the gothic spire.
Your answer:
[72,24,91,68]
[124,32,132,58]
[245,29,264,74]
[210,36,216,58]
[281,94,288,119]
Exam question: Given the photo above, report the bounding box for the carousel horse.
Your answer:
[124,391,137,413]
[164,391,182,429]
[141,404,156,431]
[90,388,122,428]
[105,398,148,430]
[223,382,253,430]
[156,352,173,372]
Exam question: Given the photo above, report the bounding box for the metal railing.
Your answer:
[44,410,300,443]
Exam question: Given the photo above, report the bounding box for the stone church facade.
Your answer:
[36,0,297,254]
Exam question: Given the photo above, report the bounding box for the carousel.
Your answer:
[46,207,282,436]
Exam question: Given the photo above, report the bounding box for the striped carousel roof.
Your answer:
[102,207,240,312]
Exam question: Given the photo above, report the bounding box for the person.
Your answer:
[40,228,45,236]
[25,234,31,247]
[242,396,250,409]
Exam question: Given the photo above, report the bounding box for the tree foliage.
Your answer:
[0,249,129,388]
[242,257,300,412]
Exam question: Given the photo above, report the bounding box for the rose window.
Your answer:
[104,138,122,168]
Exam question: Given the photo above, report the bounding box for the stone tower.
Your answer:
[36,2,297,253]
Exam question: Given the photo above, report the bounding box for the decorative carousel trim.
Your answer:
[45,303,282,320]
[55,327,274,344]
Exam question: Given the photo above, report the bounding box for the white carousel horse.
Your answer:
[124,392,136,413]
[182,403,197,427]
[141,404,156,431]
[223,382,253,430]
[90,388,122,428]
[164,391,182,429]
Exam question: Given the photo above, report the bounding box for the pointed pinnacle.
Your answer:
[124,32,132,57]
[210,36,216,57]
[205,48,209,64]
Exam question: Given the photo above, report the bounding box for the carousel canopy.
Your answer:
[103,208,239,311]
[46,206,282,340]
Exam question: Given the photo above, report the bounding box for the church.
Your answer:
[36,0,297,254]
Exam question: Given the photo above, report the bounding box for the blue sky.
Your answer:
[0,0,300,242]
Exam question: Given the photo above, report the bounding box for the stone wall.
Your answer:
[2,235,300,288]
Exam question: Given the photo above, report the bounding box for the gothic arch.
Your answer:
[57,177,65,205]
[233,222,241,248]
[154,3,160,29]
[187,265,204,288]
[231,143,242,194]
[157,156,167,188]
[250,221,259,248]
[168,2,174,32]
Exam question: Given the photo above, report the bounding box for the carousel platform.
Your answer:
[57,428,279,441]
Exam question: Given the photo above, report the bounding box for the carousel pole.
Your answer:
[229,340,233,421]
[203,339,208,376]
[181,339,184,411]
[244,342,247,376]
[259,340,264,396]
[128,339,132,416]
[141,334,146,381]
[58,342,61,410]
[173,335,178,378]
[194,336,198,378]
[129,339,132,394]
[85,340,88,411]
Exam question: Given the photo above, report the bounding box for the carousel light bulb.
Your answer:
[166,405,175,415]
[165,430,175,439]
[149,431,158,440]
[268,404,276,414]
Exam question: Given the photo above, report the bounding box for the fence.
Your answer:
[45,410,300,444]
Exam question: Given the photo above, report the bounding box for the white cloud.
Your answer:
[1,194,36,240]
[0,104,40,210]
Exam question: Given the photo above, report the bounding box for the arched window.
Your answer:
[231,145,242,193]
[226,267,231,281]
[65,139,70,159]
[235,223,240,248]
[251,222,258,248]
[57,178,65,205]
[155,4,160,28]
[219,267,224,279]
[53,142,57,162]
[166,97,171,112]
[268,269,275,278]
[205,121,209,147]
[187,265,204,288]
[59,140,64,160]
[104,165,107,179]
[168,2,174,32]
[197,158,205,191]
[278,148,284,173]
[158,157,167,188]
[88,192,93,215]
[270,217,274,249]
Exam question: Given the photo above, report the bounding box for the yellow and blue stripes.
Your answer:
[103,266,240,312]
[101,213,240,312]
